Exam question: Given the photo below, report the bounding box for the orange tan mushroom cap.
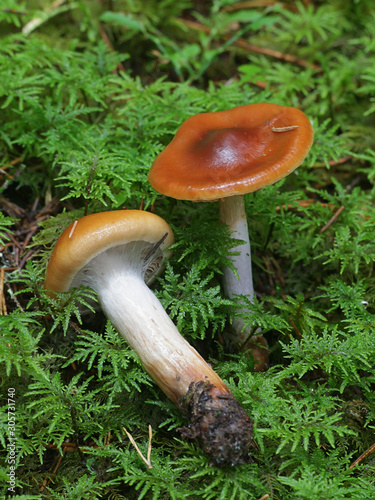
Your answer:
[148,103,314,201]
[44,210,174,294]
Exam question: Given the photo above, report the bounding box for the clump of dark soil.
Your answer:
[179,380,254,467]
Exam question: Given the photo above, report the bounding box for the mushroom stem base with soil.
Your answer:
[77,247,253,466]
[219,195,268,370]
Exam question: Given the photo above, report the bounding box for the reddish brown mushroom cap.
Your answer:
[148,103,314,201]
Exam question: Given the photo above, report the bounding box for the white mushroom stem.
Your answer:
[102,276,229,404]
[219,196,255,302]
[219,195,256,346]
[218,196,268,370]
[76,247,229,404]
[75,246,254,466]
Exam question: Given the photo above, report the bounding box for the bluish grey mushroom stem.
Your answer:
[219,196,268,367]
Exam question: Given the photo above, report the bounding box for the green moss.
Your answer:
[1,0,375,498]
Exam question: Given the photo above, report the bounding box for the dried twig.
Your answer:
[22,0,71,35]
[272,125,299,132]
[147,425,153,465]
[0,268,7,315]
[2,8,27,15]
[99,23,127,73]
[275,199,335,211]
[177,18,320,70]
[223,0,295,11]
[123,425,153,469]
[0,196,61,314]
[40,444,69,492]
[289,316,303,338]
[312,156,352,168]
[0,157,22,171]
[349,441,375,469]
[320,205,345,233]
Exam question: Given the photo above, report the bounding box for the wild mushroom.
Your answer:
[148,103,314,368]
[44,210,253,466]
